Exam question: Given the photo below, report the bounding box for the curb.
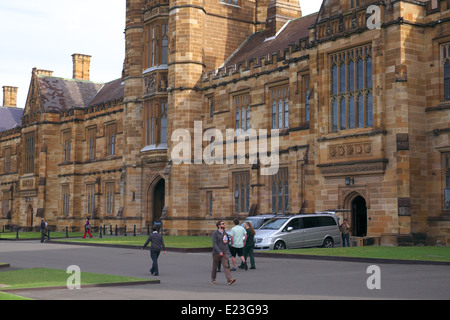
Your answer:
[0,280,160,293]
[254,252,450,266]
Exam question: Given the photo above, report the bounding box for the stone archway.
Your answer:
[342,190,368,237]
[352,195,367,237]
[145,175,165,227]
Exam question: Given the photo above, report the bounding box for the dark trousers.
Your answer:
[243,246,255,268]
[150,249,161,275]
[40,230,47,243]
[342,233,350,247]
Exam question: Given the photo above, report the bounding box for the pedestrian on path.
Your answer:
[211,220,236,285]
[40,218,48,243]
[142,226,166,276]
[83,218,93,239]
[230,218,247,271]
[242,221,256,269]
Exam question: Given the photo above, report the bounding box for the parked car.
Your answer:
[241,214,277,230]
[254,213,341,250]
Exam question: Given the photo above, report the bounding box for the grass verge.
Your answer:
[0,268,157,291]
[268,246,450,262]
[0,292,33,300]
[53,235,212,248]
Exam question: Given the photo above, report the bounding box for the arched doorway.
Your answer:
[26,205,33,230]
[153,179,165,224]
[146,177,165,227]
[352,196,367,237]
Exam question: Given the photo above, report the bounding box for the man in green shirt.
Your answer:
[230,218,247,271]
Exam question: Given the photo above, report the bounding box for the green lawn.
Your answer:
[54,235,212,248]
[269,246,450,262]
[0,268,156,291]
[0,231,85,239]
[0,292,33,300]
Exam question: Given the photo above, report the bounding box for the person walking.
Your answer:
[230,218,247,271]
[142,226,166,276]
[211,220,236,285]
[83,218,93,239]
[40,218,48,243]
[242,221,256,270]
[340,218,350,247]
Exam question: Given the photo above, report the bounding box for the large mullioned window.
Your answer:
[330,45,373,132]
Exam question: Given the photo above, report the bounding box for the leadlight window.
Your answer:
[2,191,10,218]
[87,184,95,216]
[62,185,70,217]
[270,85,289,129]
[271,168,289,213]
[105,182,115,215]
[4,147,11,174]
[145,98,168,146]
[63,130,71,162]
[234,94,250,133]
[106,123,117,156]
[304,76,311,122]
[330,45,373,132]
[444,153,450,211]
[24,132,35,174]
[233,171,250,214]
[221,0,238,5]
[88,127,96,160]
[146,21,169,69]
[442,44,450,100]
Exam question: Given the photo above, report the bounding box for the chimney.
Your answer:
[2,86,18,108]
[72,53,91,81]
[266,0,302,37]
[36,69,54,77]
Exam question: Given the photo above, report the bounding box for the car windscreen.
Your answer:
[260,218,289,230]
[244,218,265,229]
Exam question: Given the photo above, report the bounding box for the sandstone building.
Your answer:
[1,0,450,245]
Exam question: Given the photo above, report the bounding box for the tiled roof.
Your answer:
[0,107,23,132]
[88,78,124,107]
[225,13,318,68]
[38,76,104,112]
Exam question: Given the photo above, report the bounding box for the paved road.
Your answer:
[0,240,449,300]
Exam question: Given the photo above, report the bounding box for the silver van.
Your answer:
[254,214,341,250]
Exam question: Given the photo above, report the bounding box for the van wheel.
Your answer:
[273,241,286,250]
[322,237,334,248]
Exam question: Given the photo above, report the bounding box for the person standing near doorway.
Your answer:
[340,219,350,247]
[142,226,166,276]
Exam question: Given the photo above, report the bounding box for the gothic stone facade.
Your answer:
[1,0,450,245]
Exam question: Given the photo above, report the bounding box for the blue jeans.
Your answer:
[342,233,350,247]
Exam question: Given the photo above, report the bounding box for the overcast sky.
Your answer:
[0,1,322,109]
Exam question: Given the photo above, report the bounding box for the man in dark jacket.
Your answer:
[40,218,48,243]
[211,220,236,285]
[142,226,166,276]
